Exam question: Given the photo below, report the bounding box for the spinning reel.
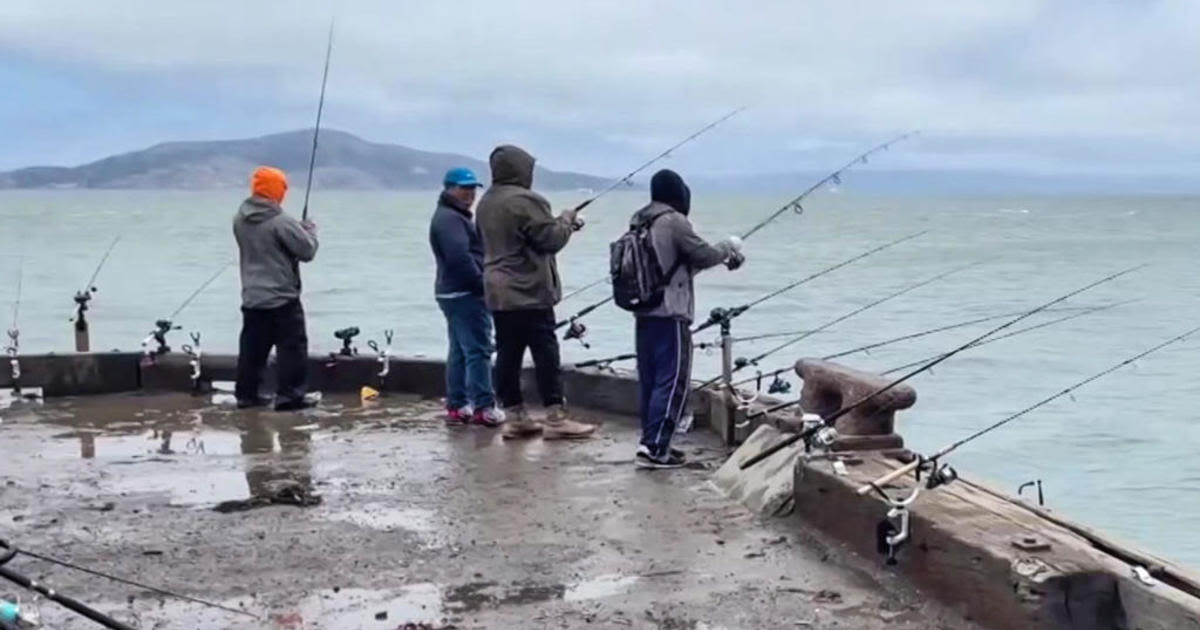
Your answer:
[334,327,360,357]
[562,318,589,349]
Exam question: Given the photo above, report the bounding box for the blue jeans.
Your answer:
[636,316,693,458]
[437,294,495,409]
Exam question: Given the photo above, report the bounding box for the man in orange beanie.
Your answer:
[233,166,319,411]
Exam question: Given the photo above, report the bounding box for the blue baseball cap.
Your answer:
[443,167,483,188]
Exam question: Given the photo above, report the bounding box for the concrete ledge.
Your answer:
[0,353,141,396]
[792,452,1200,629]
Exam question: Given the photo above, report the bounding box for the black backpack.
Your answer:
[610,211,679,312]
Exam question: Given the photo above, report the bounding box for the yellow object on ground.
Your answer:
[360,386,380,402]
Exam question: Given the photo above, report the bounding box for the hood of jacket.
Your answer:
[489,145,536,189]
[239,196,283,224]
[650,169,691,215]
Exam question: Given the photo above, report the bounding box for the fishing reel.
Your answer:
[334,327,360,357]
[562,318,590,349]
[142,319,179,359]
[702,306,747,334]
[367,330,394,378]
[873,455,957,566]
[72,288,94,319]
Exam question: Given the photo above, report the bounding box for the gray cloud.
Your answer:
[3,0,1200,177]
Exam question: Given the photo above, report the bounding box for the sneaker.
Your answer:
[635,445,686,469]
[501,407,543,439]
[445,406,472,425]
[542,405,597,440]
[471,406,506,428]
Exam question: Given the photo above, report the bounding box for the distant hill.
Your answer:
[0,129,612,190]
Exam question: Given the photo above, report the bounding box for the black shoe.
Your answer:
[635,446,686,469]
[236,396,272,409]
[273,399,317,412]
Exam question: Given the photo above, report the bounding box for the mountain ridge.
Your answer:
[0,129,612,191]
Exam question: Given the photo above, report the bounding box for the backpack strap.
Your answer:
[637,206,686,282]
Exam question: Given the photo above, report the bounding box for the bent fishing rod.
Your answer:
[695,261,979,391]
[558,132,919,346]
[142,262,232,357]
[301,19,335,222]
[855,324,1200,497]
[571,230,927,365]
[739,264,1145,469]
[729,301,1130,390]
[0,539,258,628]
[73,235,121,352]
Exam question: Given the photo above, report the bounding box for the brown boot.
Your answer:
[542,405,597,440]
[501,406,543,440]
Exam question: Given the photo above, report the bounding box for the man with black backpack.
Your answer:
[612,169,744,469]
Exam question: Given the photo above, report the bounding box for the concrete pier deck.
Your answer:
[0,393,980,629]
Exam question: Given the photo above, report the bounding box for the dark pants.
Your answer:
[235,300,308,405]
[636,316,692,458]
[437,294,495,409]
[492,308,564,409]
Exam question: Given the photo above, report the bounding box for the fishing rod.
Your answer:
[693,230,927,335]
[696,261,979,391]
[0,539,135,630]
[728,302,1128,390]
[855,324,1200,498]
[739,131,917,240]
[73,236,121,352]
[142,262,232,358]
[573,107,745,215]
[10,543,259,621]
[301,19,335,222]
[878,299,1137,375]
[739,265,1145,469]
[568,230,926,361]
[560,277,608,303]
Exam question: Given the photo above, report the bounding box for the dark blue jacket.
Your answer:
[429,191,485,297]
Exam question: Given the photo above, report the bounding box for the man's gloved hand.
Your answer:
[561,209,585,232]
[725,251,746,271]
[301,219,318,234]
[725,235,744,253]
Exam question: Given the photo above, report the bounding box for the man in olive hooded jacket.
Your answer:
[475,145,596,439]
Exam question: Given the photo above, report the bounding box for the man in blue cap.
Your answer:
[429,167,504,426]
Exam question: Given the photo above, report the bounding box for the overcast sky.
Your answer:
[3,1,1200,178]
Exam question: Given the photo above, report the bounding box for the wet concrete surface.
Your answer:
[0,394,982,629]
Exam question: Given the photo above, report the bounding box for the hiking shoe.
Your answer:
[471,406,506,428]
[501,407,543,439]
[542,405,597,440]
[635,445,686,469]
[445,406,472,425]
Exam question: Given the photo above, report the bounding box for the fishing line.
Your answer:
[856,324,1200,495]
[731,302,1130,390]
[697,261,981,390]
[9,255,22,333]
[15,546,259,619]
[740,265,1146,468]
[302,19,335,222]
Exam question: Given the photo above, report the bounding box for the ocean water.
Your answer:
[2,189,1199,568]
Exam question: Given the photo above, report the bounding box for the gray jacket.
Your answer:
[233,196,319,309]
[476,145,575,311]
[632,202,733,322]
